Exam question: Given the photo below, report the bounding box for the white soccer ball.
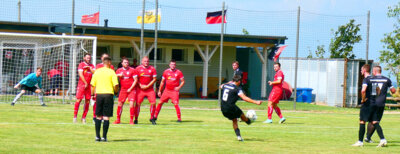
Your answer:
[246,110,257,121]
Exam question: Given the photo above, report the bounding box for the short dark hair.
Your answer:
[232,75,242,82]
[362,64,370,73]
[374,65,382,73]
[122,58,129,63]
[170,59,176,63]
[103,57,112,62]
[36,67,43,71]
[232,61,239,66]
[274,62,281,67]
[84,53,91,57]
[101,53,109,57]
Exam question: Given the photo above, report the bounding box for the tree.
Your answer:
[379,2,400,89]
[315,44,326,58]
[329,19,362,59]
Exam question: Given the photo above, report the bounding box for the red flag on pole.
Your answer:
[273,45,287,62]
[81,12,100,24]
[206,10,227,24]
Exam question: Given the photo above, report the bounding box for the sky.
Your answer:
[0,0,399,84]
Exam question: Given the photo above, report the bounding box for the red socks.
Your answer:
[154,103,164,119]
[150,104,156,119]
[130,107,135,121]
[135,103,141,120]
[116,105,122,121]
[73,100,80,118]
[267,106,273,119]
[174,104,181,120]
[274,107,283,118]
[82,102,89,119]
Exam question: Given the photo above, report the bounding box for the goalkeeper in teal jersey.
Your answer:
[11,67,46,106]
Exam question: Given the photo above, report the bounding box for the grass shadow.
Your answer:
[244,138,266,142]
[169,120,204,123]
[111,138,150,142]
[388,141,400,143]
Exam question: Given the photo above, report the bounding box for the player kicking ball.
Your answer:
[264,62,286,124]
[113,58,138,125]
[11,67,46,106]
[220,75,262,141]
[154,59,185,123]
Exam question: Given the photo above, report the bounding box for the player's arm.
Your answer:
[128,75,138,93]
[158,78,166,97]
[268,78,282,85]
[238,93,262,105]
[78,70,88,88]
[390,87,396,94]
[145,77,157,89]
[15,74,31,88]
[175,78,185,91]
[38,77,42,89]
[361,84,368,103]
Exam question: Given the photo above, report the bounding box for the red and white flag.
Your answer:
[273,45,287,62]
[81,12,100,24]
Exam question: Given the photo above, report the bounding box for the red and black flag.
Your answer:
[206,10,227,24]
[268,45,288,62]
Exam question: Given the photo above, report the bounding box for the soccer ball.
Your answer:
[246,110,257,121]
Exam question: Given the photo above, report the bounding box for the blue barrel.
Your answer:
[296,88,313,103]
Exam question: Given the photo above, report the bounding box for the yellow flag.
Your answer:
[137,9,161,24]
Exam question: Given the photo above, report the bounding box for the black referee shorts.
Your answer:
[95,94,114,117]
[371,105,385,122]
[221,105,243,120]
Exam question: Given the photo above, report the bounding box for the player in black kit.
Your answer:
[220,75,262,141]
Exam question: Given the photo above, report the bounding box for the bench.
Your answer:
[386,97,400,109]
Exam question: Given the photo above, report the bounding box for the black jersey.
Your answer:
[362,75,372,105]
[220,83,244,108]
[370,75,393,107]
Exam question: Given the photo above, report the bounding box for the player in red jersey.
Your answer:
[73,53,95,124]
[264,62,286,124]
[113,58,138,125]
[92,53,115,123]
[135,56,157,125]
[154,60,185,123]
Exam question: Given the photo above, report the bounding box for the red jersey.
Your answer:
[136,65,157,85]
[116,67,137,89]
[272,70,284,90]
[55,60,69,76]
[162,68,184,90]
[96,63,115,70]
[78,62,95,86]
[47,69,60,78]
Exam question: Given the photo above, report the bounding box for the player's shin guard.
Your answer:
[13,91,24,103]
[93,103,97,118]
[374,123,385,140]
[116,106,122,121]
[82,102,90,119]
[150,104,156,119]
[130,107,135,121]
[103,120,110,139]
[234,128,241,137]
[74,101,81,118]
[174,104,181,120]
[267,106,273,119]
[358,124,366,142]
[95,119,101,138]
[274,106,283,118]
[154,103,163,119]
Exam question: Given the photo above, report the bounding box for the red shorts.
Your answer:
[76,85,91,100]
[137,88,156,104]
[160,89,180,104]
[118,88,136,103]
[268,89,282,104]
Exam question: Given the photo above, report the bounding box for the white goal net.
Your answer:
[0,32,97,104]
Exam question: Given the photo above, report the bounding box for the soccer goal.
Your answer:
[0,32,97,104]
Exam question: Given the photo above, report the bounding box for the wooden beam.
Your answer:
[254,47,265,64]
[208,45,219,61]
[194,44,206,61]
[130,40,140,55]
[144,42,155,57]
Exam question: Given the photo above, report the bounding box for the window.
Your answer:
[120,47,133,58]
[172,49,185,62]
[149,48,162,61]
[194,50,203,62]
[96,46,110,58]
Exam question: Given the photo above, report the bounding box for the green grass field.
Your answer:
[1,100,400,153]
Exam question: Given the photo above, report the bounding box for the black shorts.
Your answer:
[95,94,114,117]
[221,105,243,120]
[50,75,61,89]
[21,84,38,92]
[371,105,385,122]
[359,103,372,122]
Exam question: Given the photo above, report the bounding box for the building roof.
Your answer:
[0,21,286,47]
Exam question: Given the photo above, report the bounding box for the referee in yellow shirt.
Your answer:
[91,57,119,142]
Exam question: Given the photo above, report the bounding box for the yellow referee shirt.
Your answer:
[91,67,119,94]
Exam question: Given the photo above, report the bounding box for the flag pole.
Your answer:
[154,0,158,69]
[71,0,75,35]
[98,5,100,27]
[218,2,225,103]
[140,0,146,60]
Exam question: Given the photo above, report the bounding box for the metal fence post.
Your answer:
[293,6,300,110]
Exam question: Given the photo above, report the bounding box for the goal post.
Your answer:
[0,32,97,104]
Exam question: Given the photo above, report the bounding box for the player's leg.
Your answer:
[155,91,169,121]
[263,101,274,123]
[128,90,136,124]
[352,120,366,147]
[373,107,386,147]
[148,90,157,125]
[273,103,285,124]
[366,122,375,142]
[172,91,182,122]
[34,88,46,106]
[114,90,127,124]
[135,91,145,124]
[232,118,243,141]
[101,94,114,142]
[81,87,91,123]
[74,86,85,122]
[12,89,26,106]
[94,95,104,141]
[240,113,251,125]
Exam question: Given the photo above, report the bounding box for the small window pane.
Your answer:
[149,48,162,60]
[96,46,109,58]
[194,50,203,62]
[120,47,133,58]
[172,49,184,61]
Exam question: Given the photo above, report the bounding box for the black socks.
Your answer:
[103,120,110,139]
[374,123,385,140]
[234,128,241,137]
[95,119,101,138]
[358,124,365,142]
